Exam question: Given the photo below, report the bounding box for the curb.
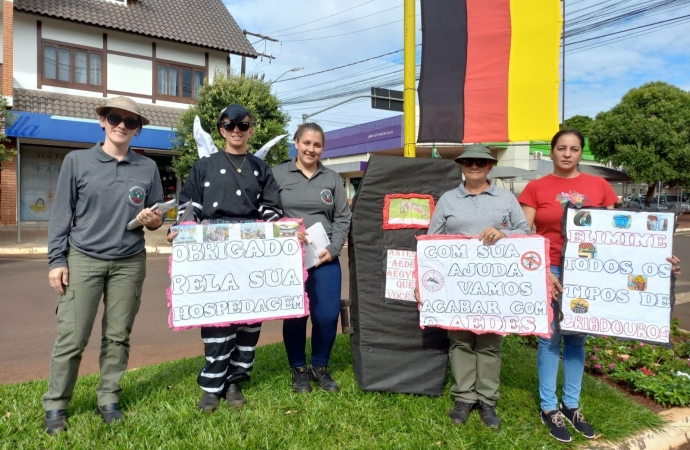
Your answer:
[0,245,172,255]
[582,408,690,449]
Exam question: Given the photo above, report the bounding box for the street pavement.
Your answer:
[1,224,688,385]
[0,252,350,385]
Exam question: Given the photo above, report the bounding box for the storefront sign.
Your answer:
[560,208,675,343]
[416,236,551,336]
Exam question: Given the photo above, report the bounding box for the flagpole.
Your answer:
[561,0,566,125]
[403,0,416,157]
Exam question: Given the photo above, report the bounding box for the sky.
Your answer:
[224,0,690,135]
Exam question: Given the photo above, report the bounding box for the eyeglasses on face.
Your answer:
[221,121,251,132]
[458,158,490,168]
[106,113,141,130]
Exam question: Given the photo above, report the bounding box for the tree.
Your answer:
[0,97,16,164]
[561,115,593,137]
[589,81,690,206]
[171,71,290,181]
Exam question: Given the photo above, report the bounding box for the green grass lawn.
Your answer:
[0,335,662,450]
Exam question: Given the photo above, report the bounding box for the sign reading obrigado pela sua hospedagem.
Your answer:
[167,220,308,330]
[560,207,675,344]
[416,235,552,337]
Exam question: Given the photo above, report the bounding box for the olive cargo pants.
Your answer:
[448,330,502,406]
[42,249,146,411]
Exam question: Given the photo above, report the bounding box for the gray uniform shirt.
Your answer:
[48,144,164,269]
[272,159,352,257]
[428,181,530,236]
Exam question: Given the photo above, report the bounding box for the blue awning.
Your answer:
[7,111,176,151]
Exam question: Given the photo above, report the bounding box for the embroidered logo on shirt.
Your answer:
[320,189,334,205]
[501,215,509,228]
[129,186,145,205]
[556,191,586,208]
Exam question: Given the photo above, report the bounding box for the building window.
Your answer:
[42,42,103,90]
[156,63,205,102]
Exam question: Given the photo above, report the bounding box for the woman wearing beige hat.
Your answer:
[417,145,530,430]
[42,96,164,435]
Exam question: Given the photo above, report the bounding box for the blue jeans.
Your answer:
[537,265,586,411]
[283,257,342,368]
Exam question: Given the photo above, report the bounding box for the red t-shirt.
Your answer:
[518,173,618,265]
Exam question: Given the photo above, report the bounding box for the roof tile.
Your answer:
[15,0,257,57]
[14,88,185,129]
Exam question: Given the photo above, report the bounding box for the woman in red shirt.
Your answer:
[519,129,681,443]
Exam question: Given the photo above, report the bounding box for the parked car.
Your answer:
[625,195,669,210]
[659,194,689,214]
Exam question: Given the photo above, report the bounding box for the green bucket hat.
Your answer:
[454,144,497,162]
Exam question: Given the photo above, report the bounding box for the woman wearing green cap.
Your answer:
[43,96,164,435]
[417,144,529,430]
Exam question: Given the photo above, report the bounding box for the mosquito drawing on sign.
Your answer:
[391,199,428,220]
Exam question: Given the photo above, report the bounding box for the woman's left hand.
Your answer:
[667,255,681,275]
[315,249,333,268]
[137,208,163,229]
[478,227,506,246]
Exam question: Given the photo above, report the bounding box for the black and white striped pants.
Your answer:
[197,323,262,393]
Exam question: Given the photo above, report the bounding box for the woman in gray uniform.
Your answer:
[420,144,530,430]
[273,123,352,393]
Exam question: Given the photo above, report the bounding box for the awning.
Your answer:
[7,111,176,151]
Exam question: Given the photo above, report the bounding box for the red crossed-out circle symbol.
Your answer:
[521,251,542,271]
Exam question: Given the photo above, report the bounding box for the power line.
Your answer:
[281,16,418,42]
[273,5,402,38]
[566,12,690,46]
[273,44,421,84]
[265,0,376,34]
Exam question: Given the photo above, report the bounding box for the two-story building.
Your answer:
[0,0,257,226]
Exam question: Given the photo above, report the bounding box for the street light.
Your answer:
[268,67,304,85]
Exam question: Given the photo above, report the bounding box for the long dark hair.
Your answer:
[294,122,325,146]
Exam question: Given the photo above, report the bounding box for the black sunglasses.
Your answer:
[106,113,141,130]
[458,158,490,168]
[221,121,251,132]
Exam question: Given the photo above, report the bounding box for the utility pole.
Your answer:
[403,0,416,157]
[242,30,278,77]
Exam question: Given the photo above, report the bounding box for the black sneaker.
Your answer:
[225,383,247,409]
[44,409,67,435]
[559,404,595,439]
[541,410,572,443]
[291,366,312,393]
[309,366,340,392]
[198,391,221,413]
[477,401,501,430]
[448,401,475,425]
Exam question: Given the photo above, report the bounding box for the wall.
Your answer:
[0,144,17,225]
[13,12,229,108]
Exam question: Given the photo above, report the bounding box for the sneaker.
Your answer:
[559,404,595,439]
[225,383,247,409]
[44,409,67,435]
[309,366,340,392]
[198,391,221,413]
[477,401,501,430]
[291,366,312,393]
[448,401,475,425]
[541,410,572,443]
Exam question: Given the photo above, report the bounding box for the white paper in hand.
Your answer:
[304,222,331,269]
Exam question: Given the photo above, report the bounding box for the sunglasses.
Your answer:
[106,113,141,130]
[221,121,251,132]
[458,158,490,168]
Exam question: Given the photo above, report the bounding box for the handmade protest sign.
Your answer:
[560,207,675,344]
[416,236,551,336]
[384,249,417,302]
[167,220,307,330]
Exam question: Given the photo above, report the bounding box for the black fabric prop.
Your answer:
[348,155,462,395]
[555,203,677,348]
